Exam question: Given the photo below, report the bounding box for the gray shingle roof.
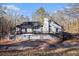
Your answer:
[16,22,41,29]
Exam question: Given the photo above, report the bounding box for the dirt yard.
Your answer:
[0,39,79,56]
[0,47,79,56]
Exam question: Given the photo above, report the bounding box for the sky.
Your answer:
[1,3,68,18]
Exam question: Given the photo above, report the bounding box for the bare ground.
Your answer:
[0,47,79,56]
[0,39,79,56]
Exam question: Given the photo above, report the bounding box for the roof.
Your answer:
[16,22,41,29]
[50,17,63,28]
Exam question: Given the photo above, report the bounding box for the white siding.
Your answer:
[42,18,49,33]
[50,21,62,33]
[14,34,58,40]
[16,27,20,31]
[22,29,25,32]
[33,28,42,33]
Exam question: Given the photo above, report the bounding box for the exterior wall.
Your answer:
[50,21,62,33]
[33,28,42,33]
[22,29,26,32]
[42,18,62,33]
[42,18,49,33]
[15,34,29,40]
[50,26,56,33]
[14,34,58,40]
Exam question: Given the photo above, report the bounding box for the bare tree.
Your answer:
[0,4,29,39]
[51,3,79,33]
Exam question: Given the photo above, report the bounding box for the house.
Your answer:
[42,17,63,33]
[16,22,41,34]
[9,17,63,40]
[15,17,63,34]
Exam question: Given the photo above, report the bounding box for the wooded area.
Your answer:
[0,3,79,39]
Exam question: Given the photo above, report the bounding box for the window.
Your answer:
[27,28,32,33]
[22,29,25,32]
[16,27,20,31]
[56,28,58,32]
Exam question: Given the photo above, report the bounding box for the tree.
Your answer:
[65,3,79,33]
[0,15,13,38]
[0,4,29,39]
[51,3,79,33]
[32,7,49,24]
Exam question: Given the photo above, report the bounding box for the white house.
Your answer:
[42,17,63,33]
[15,17,63,34]
[10,17,63,40]
[15,22,41,34]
